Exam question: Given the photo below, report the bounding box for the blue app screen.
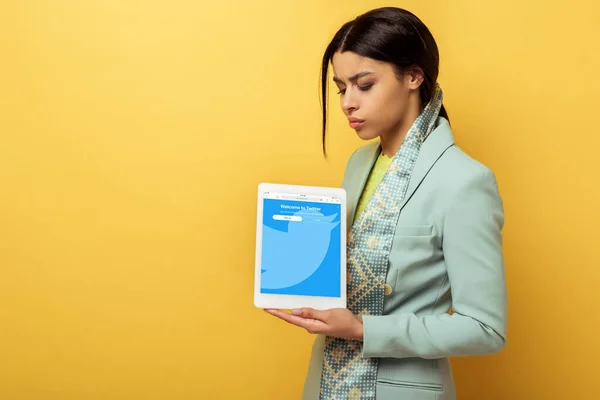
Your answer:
[260,197,342,297]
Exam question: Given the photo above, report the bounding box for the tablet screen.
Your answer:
[260,191,342,298]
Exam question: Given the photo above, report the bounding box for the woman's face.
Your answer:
[331,51,421,141]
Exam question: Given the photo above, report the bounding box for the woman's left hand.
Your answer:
[264,308,363,341]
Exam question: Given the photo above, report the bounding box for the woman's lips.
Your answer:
[348,118,365,129]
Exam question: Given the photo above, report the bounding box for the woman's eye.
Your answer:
[337,83,372,95]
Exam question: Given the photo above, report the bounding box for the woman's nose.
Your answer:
[342,90,359,113]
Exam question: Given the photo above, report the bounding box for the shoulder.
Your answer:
[344,141,378,172]
[340,142,378,190]
[424,117,499,192]
[433,145,504,231]
[421,128,504,227]
[435,144,500,194]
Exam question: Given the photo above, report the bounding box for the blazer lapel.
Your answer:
[399,118,455,212]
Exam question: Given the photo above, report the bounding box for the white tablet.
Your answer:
[254,183,347,310]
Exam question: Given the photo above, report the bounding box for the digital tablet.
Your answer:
[254,183,347,310]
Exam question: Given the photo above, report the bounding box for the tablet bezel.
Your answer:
[254,182,347,310]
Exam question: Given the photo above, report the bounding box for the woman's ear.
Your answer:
[406,67,425,90]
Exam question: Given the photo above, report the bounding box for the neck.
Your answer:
[380,96,422,157]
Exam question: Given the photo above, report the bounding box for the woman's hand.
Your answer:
[264,308,363,341]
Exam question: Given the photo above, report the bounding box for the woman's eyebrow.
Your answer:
[332,71,374,84]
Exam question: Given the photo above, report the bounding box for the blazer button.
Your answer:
[384,284,393,296]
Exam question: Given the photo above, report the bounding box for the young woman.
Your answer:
[265,7,507,400]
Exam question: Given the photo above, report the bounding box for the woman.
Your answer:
[265,7,507,400]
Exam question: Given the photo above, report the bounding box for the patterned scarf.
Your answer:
[318,84,444,399]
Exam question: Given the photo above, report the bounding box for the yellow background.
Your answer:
[1,0,599,399]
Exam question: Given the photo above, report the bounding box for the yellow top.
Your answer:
[354,152,394,221]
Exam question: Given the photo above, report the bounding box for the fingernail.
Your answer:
[291,309,302,315]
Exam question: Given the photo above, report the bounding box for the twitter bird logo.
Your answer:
[261,210,340,290]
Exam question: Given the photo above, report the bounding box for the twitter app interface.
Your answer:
[260,193,342,297]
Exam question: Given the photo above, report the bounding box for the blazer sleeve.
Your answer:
[360,168,507,359]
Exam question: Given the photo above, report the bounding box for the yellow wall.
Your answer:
[0,0,598,399]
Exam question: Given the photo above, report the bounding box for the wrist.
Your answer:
[354,317,364,341]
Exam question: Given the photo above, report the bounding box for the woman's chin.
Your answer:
[355,129,379,141]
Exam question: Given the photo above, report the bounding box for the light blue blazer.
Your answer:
[302,118,507,399]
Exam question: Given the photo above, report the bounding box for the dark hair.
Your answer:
[320,7,449,156]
